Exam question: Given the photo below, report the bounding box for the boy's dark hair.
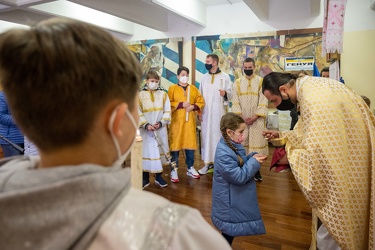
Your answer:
[177,66,189,75]
[146,70,160,80]
[361,95,371,108]
[320,67,329,76]
[0,18,142,152]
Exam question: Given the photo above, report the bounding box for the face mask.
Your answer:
[148,81,158,90]
[179,76,188,84]
[205,63,213,71]
[108,106,138,168]
[276,94,295,111]
[230,130,244,144]
[244,69,253,76]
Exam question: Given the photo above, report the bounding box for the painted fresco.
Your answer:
[126,38,183,90]
[194,32,329,88]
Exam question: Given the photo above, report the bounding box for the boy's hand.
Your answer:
[186,105,194,112]
[146,124,155,131]
[182,101,190,108]
[153,122,161,129]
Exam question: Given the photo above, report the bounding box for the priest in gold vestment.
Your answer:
[262,72,375,250]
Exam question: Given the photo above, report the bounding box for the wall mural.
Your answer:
[193,32,329,88]
[126,38,183,90]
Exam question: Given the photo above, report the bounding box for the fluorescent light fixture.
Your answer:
[150,0,206,27]
[29,0,134,35]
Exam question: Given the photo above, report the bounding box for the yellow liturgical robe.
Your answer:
[168,84,205,151]
[280,76,375,250]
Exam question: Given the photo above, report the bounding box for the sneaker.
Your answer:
[142,179,150,189]
[279,167,291,173]
[254,171,263,182]
[198,164,213,175]
[155,175,168,188]
[187,167,200,179]
[170,169,179,183]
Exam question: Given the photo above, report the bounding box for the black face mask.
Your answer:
[276,94,295,111]
[205,63,213,71]
[244,69,253,76]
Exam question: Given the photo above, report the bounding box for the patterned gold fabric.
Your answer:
[281,76,375,250]
[231,75,269,155]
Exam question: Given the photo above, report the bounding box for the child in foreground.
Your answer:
[211,112,267,245]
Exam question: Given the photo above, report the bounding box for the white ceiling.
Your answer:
[200,0,243,6]
[0,0,321,35]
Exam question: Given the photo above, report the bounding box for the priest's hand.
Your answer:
[262,130,279,140]
[186,105,194,112]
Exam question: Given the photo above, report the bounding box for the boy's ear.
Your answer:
[108,103,128,137]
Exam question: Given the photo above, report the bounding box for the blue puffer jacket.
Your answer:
[211,137,266,237]
[0,92,24,145]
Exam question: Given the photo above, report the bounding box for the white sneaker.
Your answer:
[170,169,179,183]
[198,164,213,175]
[187,167,200,179]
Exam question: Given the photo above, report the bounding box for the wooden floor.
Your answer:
[145,147,312,250]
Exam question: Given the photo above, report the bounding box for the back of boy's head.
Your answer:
[0,18,142,152]
[146,70,160,80]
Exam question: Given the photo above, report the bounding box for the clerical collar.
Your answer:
[209,68,221,75]
[178,83,188,90]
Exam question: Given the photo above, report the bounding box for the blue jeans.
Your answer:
[1,143,24,157]
[170,150,195,170]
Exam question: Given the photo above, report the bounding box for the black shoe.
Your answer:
[142,179,150,189]
[254,171,263,182]
[155,174,168,188]
[143,172,150,189]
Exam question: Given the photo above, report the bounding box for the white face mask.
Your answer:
[108,106,138,168]
[179,76,189,84]
[148,81,158,90]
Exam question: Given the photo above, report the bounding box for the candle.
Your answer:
[220,78,223,90]
[186,83,190,122]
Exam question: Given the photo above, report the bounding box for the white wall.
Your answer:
[128,0,375,40]
[126,0,375,72]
